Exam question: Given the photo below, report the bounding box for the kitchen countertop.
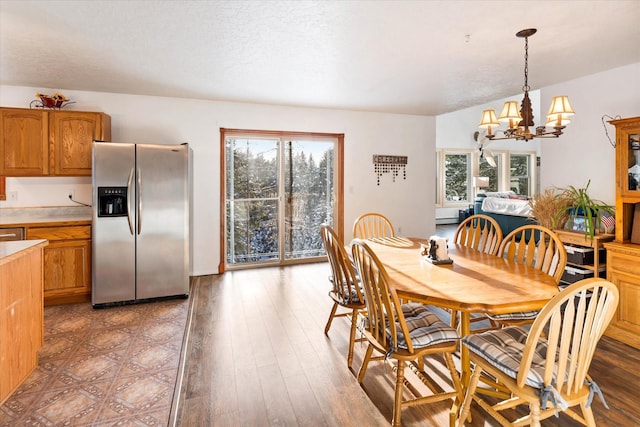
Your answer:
[0,239,48,264]
[0,206,92,227]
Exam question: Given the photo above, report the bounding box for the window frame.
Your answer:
[439,149,472,208]
[436,148,538,206]
[220,128,344,272]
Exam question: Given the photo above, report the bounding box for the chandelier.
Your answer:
[479,28,575,141]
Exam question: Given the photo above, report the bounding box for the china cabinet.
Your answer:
[603,116,640,349]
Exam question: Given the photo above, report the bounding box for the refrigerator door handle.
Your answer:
[127,168,135,235]
[137,168,143,235]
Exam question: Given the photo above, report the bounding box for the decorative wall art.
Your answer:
[373,154,407,185]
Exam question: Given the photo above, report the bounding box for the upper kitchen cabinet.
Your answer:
[50,110,111,176]
[0,107,111,176]
[0,108,49,175]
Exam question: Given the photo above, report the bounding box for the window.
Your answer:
[478,154,500,192]
[443,151,470,205]
[435,151,441,206]
[509,153,534,196]
[436,149,537,205]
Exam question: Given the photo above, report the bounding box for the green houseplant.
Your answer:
[552,180,615,241]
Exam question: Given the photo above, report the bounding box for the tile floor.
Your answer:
[0,297,189,426]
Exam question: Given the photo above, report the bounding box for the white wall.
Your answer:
[540,63,640,204]
[0,85,436,275]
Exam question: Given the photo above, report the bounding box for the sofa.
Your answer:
[474,192,537,237]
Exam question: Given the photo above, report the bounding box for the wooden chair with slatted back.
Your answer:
[487,224,567,326]
[352,212,395,239]
[451,214,504,331]
[351,238,464,427]
[454,214,503,256]
[457,278,619,427]
[320,224,366,368]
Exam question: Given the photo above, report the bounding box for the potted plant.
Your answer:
[552,180,615,241]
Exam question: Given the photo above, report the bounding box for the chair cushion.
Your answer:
[329,276,364,304]
[462,326,553,388]
[392,303,460,350]
[487,310,540,321]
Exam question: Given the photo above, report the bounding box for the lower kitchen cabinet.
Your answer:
[26,224,91,305]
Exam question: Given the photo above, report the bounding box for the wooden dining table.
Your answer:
[359,236,559,388]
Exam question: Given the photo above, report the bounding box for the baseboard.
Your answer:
[436,218,459,225]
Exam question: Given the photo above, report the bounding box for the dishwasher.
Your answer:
[0,227,25,241]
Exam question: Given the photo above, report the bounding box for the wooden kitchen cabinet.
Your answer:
[26,224,91,305]
[0,107,111,176]
[50,110,111,175]
[0,108,49,175]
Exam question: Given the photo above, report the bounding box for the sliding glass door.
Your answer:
[223,130,341,269]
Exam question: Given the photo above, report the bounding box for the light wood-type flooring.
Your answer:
[174,259,640,426]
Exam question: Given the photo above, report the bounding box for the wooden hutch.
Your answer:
[603,116,640,349]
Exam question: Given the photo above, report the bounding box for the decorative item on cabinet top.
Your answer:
[30,92,75,109]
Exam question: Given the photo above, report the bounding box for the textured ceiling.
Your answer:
[1,0,639,115]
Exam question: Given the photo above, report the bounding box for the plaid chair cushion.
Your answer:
[392,303,460,350]
[462,326,553,388]
[487,310,540,321]
[329,276,364,304]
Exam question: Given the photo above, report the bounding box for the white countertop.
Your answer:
[0,239,47,263]
[0,207,92,226]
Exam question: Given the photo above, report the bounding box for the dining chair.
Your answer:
[352,212,395,239]
[454,214,503,256]
[351,238,463,427]
[320,224,366,369]
[457,278,619,427]
[451,214,503,331]
[487,224,567,327]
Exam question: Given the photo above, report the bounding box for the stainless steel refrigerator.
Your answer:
[92,142,192,307]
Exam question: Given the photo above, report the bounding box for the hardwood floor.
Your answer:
[173,256,640,426]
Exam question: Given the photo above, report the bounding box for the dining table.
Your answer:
[359,236,559,389]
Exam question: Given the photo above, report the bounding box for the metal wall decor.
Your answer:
[373,154,407,185]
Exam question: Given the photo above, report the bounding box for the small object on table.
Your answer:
[421,236,453,265]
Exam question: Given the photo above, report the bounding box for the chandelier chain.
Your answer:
[523,36,530,92]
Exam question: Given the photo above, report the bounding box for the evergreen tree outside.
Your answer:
[479,157,498,192]
[510,154,531,196]
[445,153,469,202]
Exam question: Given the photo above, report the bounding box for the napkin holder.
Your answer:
[421,236,453,265]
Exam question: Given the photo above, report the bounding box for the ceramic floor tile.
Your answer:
[0,297,189,427]
[77,327,137,353]
[96,372,175,421]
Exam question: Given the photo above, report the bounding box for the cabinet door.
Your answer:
[0,108,48,175]
[605,246,640,349]
[27,225,92,305]
[41,240,91,298]
[50,111,107,176]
